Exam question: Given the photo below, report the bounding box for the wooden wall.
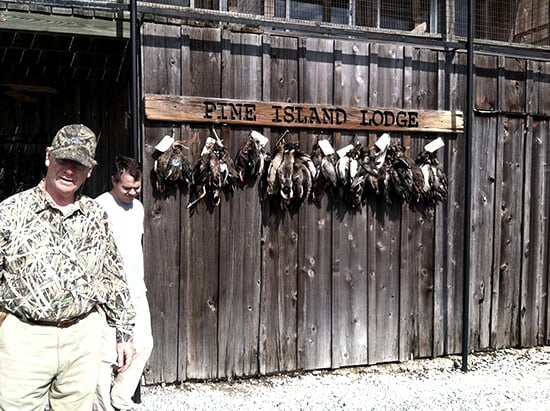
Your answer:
[141,22,550,383]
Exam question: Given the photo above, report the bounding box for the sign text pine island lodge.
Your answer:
[144,95,464,134]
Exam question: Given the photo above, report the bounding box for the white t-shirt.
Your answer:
[95,192,146,301]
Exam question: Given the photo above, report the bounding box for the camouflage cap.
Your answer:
[50,124,97,168]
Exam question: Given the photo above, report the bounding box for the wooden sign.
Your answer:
[145,94,463,133]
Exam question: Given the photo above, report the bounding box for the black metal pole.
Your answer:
[462,0,475,373]
[129,0,143,402]
[130,0,140,161]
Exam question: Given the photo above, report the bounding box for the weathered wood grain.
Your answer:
[474,54,498,111]
[138,26,550,384]
[366,43,402,364]
[181,26,222,380]
[218,31,263,378]
[296,37,333,371]
[259,35,299,375]
[491,115,524,348]
[399,46,415,362]
[409,48,439,359]
[469,114,498,350]
[331,39,369,368]
[0,9,130,38]
[144,94,464,133]
[432,49,451,358]
[443,51,467,355]
[521,118,550,347]
[502,57,526,113]
[531,61,550,115]
[141,22,182,384]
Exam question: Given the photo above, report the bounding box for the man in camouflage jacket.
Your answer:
[0,124,136,411]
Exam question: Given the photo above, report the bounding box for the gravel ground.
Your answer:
[138,347,550,411]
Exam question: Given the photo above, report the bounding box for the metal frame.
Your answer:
[1,0,549,60]
[462,0,474,373]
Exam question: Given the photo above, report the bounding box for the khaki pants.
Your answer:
[95,294,153,411]
[0,311,103,411]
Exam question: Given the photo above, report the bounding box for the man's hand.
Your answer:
[116,341,136,373]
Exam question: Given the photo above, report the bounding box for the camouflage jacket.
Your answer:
[0,181,135,343]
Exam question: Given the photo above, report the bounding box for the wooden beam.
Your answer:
[0,9,129,38]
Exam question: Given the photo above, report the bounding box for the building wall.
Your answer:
[141,22,550,383]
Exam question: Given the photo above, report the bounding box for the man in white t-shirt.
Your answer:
[94,156,153,411]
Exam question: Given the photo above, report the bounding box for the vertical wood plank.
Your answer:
[406,48,440,359]
[218,31,263,378]
[297,37,333,371]
[474,55,498,111]
[181,26,222,380]
[528,61,550,345]
[432,49,450,357]
[502,57,526,114]
[259,35,299,374]
[331,39,370,367]
[491,115,524,348]
[531,61,550,115]
[540,120,550,346]
[443,51,467,355]
[141,22,182,384]
[399,44,414,360]
[521,118,550,346]
[366,43,403,364]
[469,114,497,350]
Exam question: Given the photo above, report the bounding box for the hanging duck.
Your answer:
[359,145,380,196]
[310,139,338,201]
[234,130,270,184]
[371,133,393,203]
[265,131,316,209]
[415,138,448,207]
[188,130,239,209]
[381,143,411,204]
[385,143,425,204]
[334,142,371,209]
[293,145,317,202]
[154,141,192,192]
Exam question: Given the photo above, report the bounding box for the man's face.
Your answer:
[111,172,141,205]
[44,150,92,202]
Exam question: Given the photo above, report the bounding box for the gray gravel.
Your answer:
[138,347,550,410]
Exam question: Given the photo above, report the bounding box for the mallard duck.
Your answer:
[310,140,337,201]
[234,131,269,183]
[265,132,288,198]
[385,143,415,204]
[188,132,239,209]
[265,131,315,209]
[277,141,296,203]
[359,148,379,195]
[154,141,192,192]
[293,146,316,202]
[415,149,448,206]
[334,142,370,209]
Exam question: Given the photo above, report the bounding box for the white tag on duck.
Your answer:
[251,131,269,148]
[318,139,335,156]
[201,137,217,155]
[375,133,391,151]
[336,144,354,158]
[424,137,445,153]
[154,135,175,152]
